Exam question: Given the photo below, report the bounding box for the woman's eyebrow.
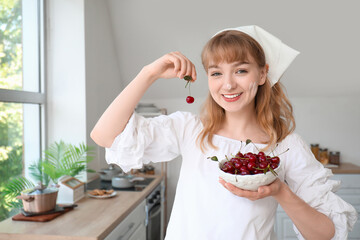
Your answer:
[208,62,250,70]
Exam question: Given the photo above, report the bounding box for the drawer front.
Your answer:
[105,200,146,240]
[348,219,360,239]
[331,174,360,189]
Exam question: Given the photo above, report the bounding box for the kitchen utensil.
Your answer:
[111,174,145,188]
[17,184,59,214]
[98,164,122,181]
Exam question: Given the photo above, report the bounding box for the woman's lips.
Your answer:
[222,93,242,102]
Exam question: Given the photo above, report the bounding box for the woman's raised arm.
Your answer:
[90,52,197,148]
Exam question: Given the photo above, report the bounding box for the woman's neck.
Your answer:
[217,108,269,144]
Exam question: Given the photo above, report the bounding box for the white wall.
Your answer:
[46,0,122,181]
[84,0,123,177]
[46,0,87,181]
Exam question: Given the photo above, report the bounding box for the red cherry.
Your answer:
[230,158,242,169]
[240,165,248,172]
[244,152,253,158]
[259,162,268,169]
[248,155,257,162]
[235,152,244,158]
[271,157,280,164]
[253,169,263,174]
[186,96,194,104]
[258,155,267,162]
[247,162,256,171]
[271,163,279,169]
[240,170,250,175]
[257,152,265,157]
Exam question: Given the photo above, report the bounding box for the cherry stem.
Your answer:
[277,148,290,157]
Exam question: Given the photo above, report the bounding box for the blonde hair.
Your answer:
[197,30,295,151]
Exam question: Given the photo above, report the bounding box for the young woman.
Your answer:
[91,25,357,239]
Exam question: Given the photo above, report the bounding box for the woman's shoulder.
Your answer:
[281,132,308,147]
[167,111,200,124]
[163,111,202,130]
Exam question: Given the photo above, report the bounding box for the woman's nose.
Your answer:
[222,75,235,90]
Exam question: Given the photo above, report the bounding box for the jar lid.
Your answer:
[310,144,319,147]
[330,151,340,154]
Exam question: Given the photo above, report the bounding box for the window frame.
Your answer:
[0,0,46,175]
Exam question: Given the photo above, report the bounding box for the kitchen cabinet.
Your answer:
[105,200,146,240]
[275,171,360,239]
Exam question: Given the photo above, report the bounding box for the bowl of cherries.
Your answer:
[209,140,287,191]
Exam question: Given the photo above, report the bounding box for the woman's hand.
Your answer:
[144,51,197,82]
[219,177,285,201]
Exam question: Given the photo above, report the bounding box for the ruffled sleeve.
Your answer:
[282,133,358,239]
[105,111,197,173]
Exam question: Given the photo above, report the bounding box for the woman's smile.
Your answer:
[222,93,242,102]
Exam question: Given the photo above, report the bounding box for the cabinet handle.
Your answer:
[145,205,149,227]
[117,222,135,240]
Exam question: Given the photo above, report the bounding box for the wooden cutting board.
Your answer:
[12,206,74,222]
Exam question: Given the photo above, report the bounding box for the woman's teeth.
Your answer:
[223,93,241,99]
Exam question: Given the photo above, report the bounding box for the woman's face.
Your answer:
[207,57,267,114]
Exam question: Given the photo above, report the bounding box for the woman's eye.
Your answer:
[210,72,221,77]
[236,69,247,74]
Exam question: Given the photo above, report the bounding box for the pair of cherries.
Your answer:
[184,75,194,104]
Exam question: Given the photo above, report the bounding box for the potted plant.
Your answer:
[1,141,95,213]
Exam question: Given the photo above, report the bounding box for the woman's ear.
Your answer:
[259,64,269,85]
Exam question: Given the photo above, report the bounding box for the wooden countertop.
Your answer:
[326,162,360,174]
[0,175,164,240]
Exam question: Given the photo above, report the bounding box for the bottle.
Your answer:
[310,144,320,161]
[329,151,340,165]
[319,148,329,165]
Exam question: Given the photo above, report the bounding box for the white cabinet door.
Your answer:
[128,223,146,240]
[105,200,146,240]
[275,210,297,240]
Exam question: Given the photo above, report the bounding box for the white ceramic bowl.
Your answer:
[218,158,281,191]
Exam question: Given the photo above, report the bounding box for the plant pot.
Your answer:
[17,187,59,214]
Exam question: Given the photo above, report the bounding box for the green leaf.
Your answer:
[184,75,192,81]
[245,139,252,145]
[1,177,35,208]
[207,156,219,162]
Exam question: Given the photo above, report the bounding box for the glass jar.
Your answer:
[319,148,329,165]
[310,144,320,161]
[329,151,340,165]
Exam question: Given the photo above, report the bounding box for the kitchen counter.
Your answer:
[0,174,164,240]
[326,162,360,174]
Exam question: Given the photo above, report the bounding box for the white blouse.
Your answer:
[106,111,358,240]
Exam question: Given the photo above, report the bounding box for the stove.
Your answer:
[86,177,154,192]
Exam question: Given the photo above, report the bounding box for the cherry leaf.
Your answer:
[184,75,192,81]
[207,156,218,162]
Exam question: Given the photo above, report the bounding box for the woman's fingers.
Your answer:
[168,51,196,80]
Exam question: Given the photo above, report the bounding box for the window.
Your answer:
[0,0,45,221]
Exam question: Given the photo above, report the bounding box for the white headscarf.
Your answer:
[212,25,300,86]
